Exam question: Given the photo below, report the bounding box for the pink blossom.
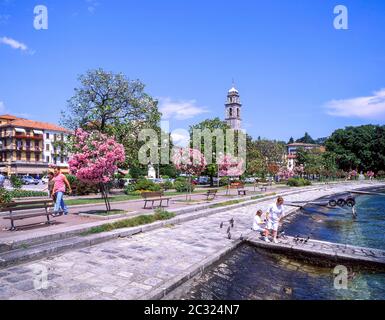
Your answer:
[69,129,125,184]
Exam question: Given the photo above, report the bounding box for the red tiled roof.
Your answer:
[0,117,71,133]
[287,143,320,147]
[0,114,20,120]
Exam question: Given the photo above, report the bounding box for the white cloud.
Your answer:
[0,36,28,51]
[325,88,385,119]
[86,0,99,14]
[0,101,6,112]
[159,97,209,120]
[170,130,190,147]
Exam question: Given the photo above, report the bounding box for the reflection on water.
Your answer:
[284,189,385,250]
[175,245,385,300]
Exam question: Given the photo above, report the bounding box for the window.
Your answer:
[26,152,31,162]
[17,151,21,161]
[229,108,233,117]
[61,156,64,163]
[46,133,49,139]
[46,156,50,163]
[54,157,57,164]
[35,153,40,162]
[46,144,50,151]
[54,134,57,142]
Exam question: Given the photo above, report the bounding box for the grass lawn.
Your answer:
[66,191,208,206]
[81,210,175,235]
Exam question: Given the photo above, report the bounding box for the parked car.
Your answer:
[21,176,40,185]
[41,176,49,184]
[123,178,136,188]
[244,177,256,184]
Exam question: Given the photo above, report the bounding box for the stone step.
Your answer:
[246,235,385,269]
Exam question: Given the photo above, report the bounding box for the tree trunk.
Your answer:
[100,183,111,212]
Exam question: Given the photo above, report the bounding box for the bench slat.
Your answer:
[0,205,53,212]
[3,212,51,220]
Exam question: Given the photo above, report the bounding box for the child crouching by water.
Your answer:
[252,210,266,234]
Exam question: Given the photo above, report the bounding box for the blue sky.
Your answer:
[1,0,385,145]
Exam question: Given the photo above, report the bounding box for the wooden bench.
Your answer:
[227,183,247,196]
[142,192,171,209]
[205,189,218,200]
[1,199,55,231]
[254,182,270,192]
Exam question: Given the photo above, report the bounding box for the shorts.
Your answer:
[267,219,279,231]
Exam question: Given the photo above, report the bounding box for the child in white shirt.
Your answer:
[252,210,266,233]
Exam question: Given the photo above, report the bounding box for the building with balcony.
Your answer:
[286,142,326,170]
[0,115,71,176]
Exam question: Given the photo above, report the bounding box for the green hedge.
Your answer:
[124,179,161,195]
[174,180,195,193]
[10,190,48,198]
[0,188,12,204]
[287,178,312,187]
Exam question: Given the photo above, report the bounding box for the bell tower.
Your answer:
[225,83,242,130]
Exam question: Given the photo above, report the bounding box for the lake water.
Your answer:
[173,188,385,300]
[284,188,385,250]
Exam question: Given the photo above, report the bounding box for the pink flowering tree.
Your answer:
[172,148,207,200]
[277,167,295,180]
[68,129,125,211]
[217,154,245,195]
[218,154,245,177]
[366,171,375,180]
[348,170,358,180]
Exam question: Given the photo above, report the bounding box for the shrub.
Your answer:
[135,179,161,192]
[161,181,174,191]
[71,179,99,196]
[174,180,195,193]
[124,179,161,195]
[377,171,385,179]
[65,174,77,186]
[287,178,312,187]
[219,177,230,186]
[10,190,47,198]
[0,188,12,204]
[10,175,22,189]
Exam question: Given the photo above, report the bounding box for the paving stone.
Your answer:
[13,280,35,292]
[100,286,119,294]
[7,267,31,274]
[4,274,31,284]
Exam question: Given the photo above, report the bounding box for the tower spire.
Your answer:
[225,83,242,130]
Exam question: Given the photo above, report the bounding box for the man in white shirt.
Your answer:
[264,196,285,244]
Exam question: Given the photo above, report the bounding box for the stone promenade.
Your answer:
[0,182,383,300]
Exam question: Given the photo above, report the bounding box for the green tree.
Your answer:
[189,118,230,186]
[61,68,162,169]
[296,132,316,144]
[326,125,385,172]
